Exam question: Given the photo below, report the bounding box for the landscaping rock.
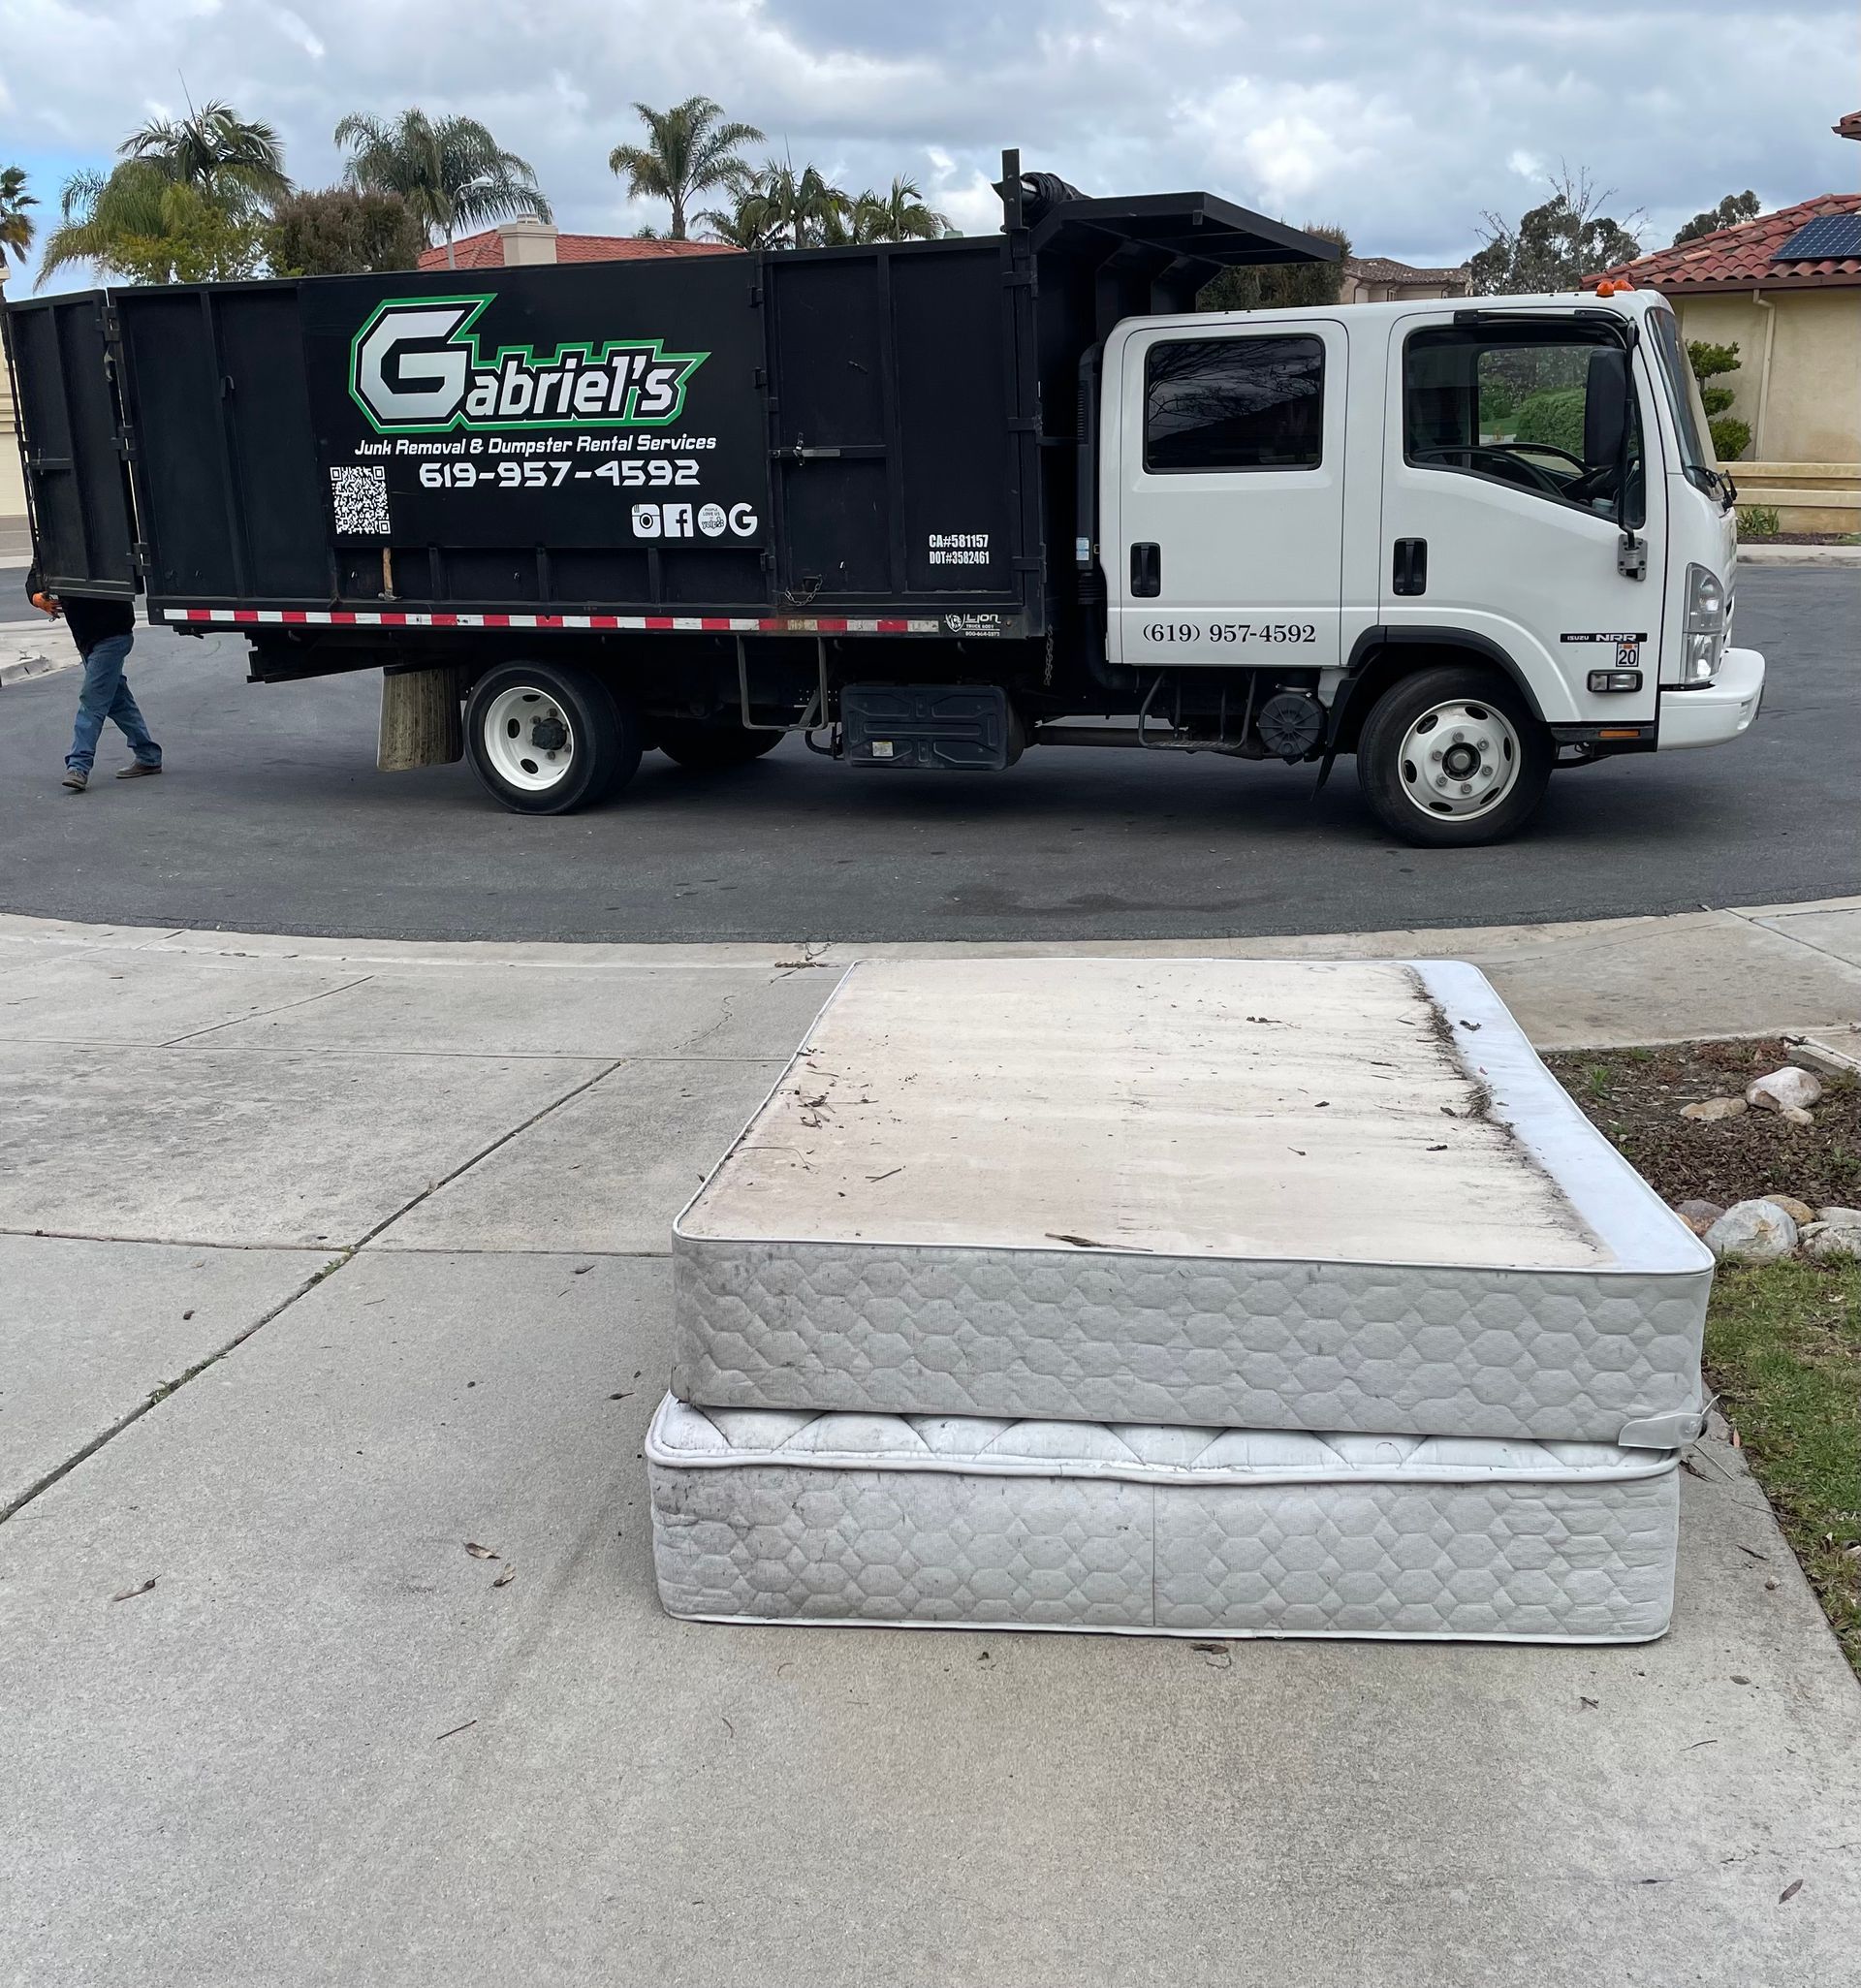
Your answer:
[1803,1224,1861,1262]
[1770,1196,1816,1226]
[1703,1199,1800,1262]
[1815,1207,1861,1228]
[1780,1104,1815,1128]
[1746,1067,1823,1115]
[1681,1096,1746,1122]
[1673,1198,1724,1236]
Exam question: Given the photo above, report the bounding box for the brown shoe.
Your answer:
[115,762,163,778]
[62,768,88,792]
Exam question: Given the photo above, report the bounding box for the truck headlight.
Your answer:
[1684,564,1727,683]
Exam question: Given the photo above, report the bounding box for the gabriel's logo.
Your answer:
[349,296,708,435]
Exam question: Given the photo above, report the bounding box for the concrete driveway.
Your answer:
[3,915,1858,1987]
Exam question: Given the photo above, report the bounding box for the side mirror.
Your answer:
[1583,348,1628,467]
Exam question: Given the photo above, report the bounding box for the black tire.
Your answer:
[464,662,641,815]
[654,720,784,771]
[1355,664,1552,848]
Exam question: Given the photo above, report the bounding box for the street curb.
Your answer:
[1738,545,1861,567]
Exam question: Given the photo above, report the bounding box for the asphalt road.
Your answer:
[1,568,1852,943]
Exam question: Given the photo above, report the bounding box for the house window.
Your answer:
[1144,335,1325,473]
[1404,324,1642,523]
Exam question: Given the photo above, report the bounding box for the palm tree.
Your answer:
[335,109,552,268]
[38,160,265,285]
[0,166,37,268]
[722,158,849,250]
[608,97,763,240]
[849,176,951,244]
[120,101,292,215]
[694,165,780,250]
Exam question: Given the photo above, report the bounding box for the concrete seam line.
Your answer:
[361,1244,671,1258]
[1732,917,1861,977]
[0,1227,335,1252]
[349,1056,632,1252]
[0,1250,351,1526]
[153,972,379,1048]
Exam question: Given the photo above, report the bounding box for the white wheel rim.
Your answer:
[1396,698,1521,822]
[482,685,576,793]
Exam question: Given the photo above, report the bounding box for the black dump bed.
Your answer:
[3,171,1332,641]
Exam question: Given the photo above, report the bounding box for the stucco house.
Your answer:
[0,271,23,520]
[1339,255,1469,303]
[1583,112,1861,533]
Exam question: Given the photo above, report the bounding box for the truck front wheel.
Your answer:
[654,719,784,771]
[464,663,641,815]
[1355,665,1551,847]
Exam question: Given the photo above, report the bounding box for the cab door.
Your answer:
[1108,318,1346,669]
[1378,309,1665,726]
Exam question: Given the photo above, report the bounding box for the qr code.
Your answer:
[330,463,391,538]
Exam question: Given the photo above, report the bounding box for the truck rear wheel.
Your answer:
[465,663,641,815]
[1355,665,1551,847]
[654,720,784,771]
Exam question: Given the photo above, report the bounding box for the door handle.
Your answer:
[1130,542,1161,598]
[1392,538,1428,596]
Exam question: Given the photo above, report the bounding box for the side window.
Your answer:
[1144,334,1324,473]
[1404,326,1641,522]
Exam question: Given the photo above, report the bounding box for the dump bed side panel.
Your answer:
[763,239,1031,619]
[1,292,137,596]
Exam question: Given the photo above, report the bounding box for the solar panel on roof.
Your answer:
[1771,213,1861,261]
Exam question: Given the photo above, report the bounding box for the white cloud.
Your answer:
[0,0,1850,283]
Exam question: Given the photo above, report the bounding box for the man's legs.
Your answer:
[105,636,161,769]
[66,634,132,773]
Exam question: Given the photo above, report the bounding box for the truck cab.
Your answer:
[1101,286,1763,842]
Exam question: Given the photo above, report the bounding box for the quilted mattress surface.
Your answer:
[673,959,1710,1445]
[647,1397,1680,1643]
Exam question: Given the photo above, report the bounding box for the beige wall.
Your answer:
[0,292,24,520]
[1674,287,1861,465]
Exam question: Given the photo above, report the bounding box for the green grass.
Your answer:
[1706,1258,1861,1670]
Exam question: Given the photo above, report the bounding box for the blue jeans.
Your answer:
[67,633,160,773]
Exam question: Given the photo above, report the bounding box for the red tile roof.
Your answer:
[1835,110,1861,142]
[417,231,741,271]
[1582,192,1861,295]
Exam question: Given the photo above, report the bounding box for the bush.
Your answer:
[1710,415,1752,463]
[1737,505,1781,538]
[263,189,426,276]
[1510,387,1586,457]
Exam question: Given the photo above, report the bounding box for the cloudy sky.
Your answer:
[1,0,1854,289]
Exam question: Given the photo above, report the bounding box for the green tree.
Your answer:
[0,165,37,268]
[335,109,551,268]
[694,167,781,249]
[120,100,292,215]
[1688,339,1751,461]
[1673,191,1760,247]
[40,163,264,284]
[1198,225,1351,311]
[846,176,951,243]
[609,97,763,241]
[1467,168,1642,294]
[263,188,426,275]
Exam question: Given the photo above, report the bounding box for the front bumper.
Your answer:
[1658,647,1765,750]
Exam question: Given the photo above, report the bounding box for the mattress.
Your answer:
[672,959,1710,1447]
[647,1396,1680,1643]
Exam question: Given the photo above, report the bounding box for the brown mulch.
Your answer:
[1544,1038,1861,1212]
[1747,531,1859,546]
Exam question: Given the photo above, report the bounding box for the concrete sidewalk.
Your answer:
[2,906,1858,1986]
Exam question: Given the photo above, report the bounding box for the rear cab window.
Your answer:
[1144,334,1325,473]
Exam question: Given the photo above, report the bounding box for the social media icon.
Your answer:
[631,503,660,538]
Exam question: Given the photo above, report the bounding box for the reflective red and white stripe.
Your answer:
[152,606,948,636]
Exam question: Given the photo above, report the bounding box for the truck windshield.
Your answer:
[1647,306,1722,497]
